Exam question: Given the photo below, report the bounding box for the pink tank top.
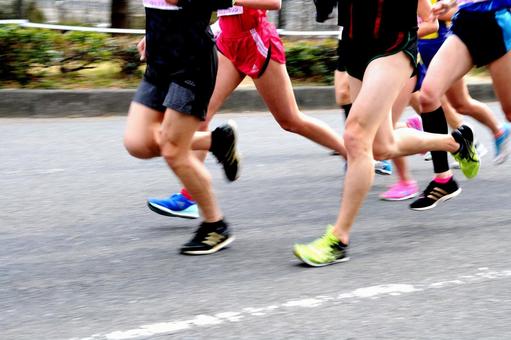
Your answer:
[218,6,267,33]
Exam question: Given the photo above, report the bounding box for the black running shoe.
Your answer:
[409,178,462,211]
[211,120,241,182]
[180,221,235,255]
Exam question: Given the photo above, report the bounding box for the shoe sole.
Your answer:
[181,236,235,255]
[147,201,199,219]
[494,139,510,165]
[296,255,350,267]
[226,119,242,182]
[374,169,392,176]
[293,249,350,267]
[410,188,462,211]
[380,191,419,201]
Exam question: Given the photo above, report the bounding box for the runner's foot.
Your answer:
[409,178,461,211]
[181,220,234,255]
[451,125,479,179]
[211,120,241,181]
[147,193,199,219]
[294,226,349,267]
[380,180,419,201]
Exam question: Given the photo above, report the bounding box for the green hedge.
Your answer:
[0,26,143,85]
[0,26,59,84]
[0,26,338,86]
[284,39,338,84]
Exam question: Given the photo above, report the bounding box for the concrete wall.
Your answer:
[0,84,497,117]
[21,0,336,30]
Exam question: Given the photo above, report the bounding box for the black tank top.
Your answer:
[339,0,418,40]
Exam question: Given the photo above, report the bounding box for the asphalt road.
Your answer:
[1,104,511,340]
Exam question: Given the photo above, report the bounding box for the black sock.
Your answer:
[202,219,227,229]
[422,107,450,174]
[342,103,352,119]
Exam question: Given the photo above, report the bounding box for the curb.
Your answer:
[0,83,496,118]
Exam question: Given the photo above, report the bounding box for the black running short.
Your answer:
[343,30,418,80]
[133,47,217,121]
[451,9,511,67]
[133,7,218,120]
[336,38,347,72]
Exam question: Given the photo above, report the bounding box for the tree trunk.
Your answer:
[14,0,23,18]
[111,0,129,28]
[277,0,287,29]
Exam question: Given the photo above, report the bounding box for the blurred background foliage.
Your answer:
[0,26,339,88]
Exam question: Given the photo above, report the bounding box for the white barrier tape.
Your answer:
[277,29,339,36]
[0,19,338,36]
[0,20,145,34]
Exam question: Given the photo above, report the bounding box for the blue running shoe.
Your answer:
[494,123,511,165]
[147,193,199,219]
[374,160,393,175]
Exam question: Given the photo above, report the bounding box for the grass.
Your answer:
[1,62,143,89]
[0,62,490,90]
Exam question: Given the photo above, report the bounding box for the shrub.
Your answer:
[0,26,59,84]
[0,25,339,87]
[110,37,144,75]
[284,39,338,84]
[54,31,112,73]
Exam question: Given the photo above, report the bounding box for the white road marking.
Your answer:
[1,168,66,175]
[74,268,511,340]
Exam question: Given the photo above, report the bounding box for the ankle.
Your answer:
[332,228,349,245]
[495,127,505,138]
[180,188,194,200]
[202,219,227,228]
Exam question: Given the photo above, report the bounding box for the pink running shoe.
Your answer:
[380,180,419,201]
[406,115,423,131]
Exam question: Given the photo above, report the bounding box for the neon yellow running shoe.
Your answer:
[293,226,349,267]
[451,125,479,179]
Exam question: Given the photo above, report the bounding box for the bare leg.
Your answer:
[124,102,163,159]
[420,35,474,113]
[488,50,511,121]
[391,76,417,184]
[441,96,464,130]
[334,70,351,106]
[159,109,222,222]
[253,60,347,157]
[409,92,422,114]
[446,78,501,135]
[333,53,414,243]
[420,35,474,179]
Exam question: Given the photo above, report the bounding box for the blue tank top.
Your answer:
[458,0,511,12]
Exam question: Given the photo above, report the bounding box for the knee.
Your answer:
[160,143,187,171]
[449,99,471,115]
[124,134,159,159]
[276,115,302,134]
[420,86,441,113]
[343,124,372,159]
[372,144,393,161]
[159,136,188,171]
[336,89,351,107]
